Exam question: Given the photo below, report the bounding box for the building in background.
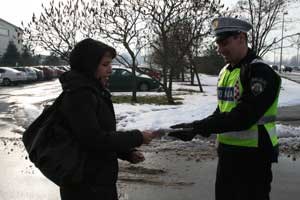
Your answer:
[0,18,23,58]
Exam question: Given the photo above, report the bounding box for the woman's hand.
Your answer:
[142,131,157,144]
[129,150,145,164]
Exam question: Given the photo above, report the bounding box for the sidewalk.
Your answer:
[278,105,300,126]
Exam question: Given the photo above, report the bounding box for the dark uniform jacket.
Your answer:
[59,71,143,186]
[194,49,281,162]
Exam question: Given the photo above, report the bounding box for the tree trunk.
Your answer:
[181,70,185,82]
[124,43,138,103]
[166,88,174,104]
[194,66,203,92]
[166,67,175,104]
[131,62,138,102]
[190,65,195,85]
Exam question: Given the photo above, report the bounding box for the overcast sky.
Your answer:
[0,0,244,27]
[4,0,238,28]
[0,0,299,62]
[0,0,44,27]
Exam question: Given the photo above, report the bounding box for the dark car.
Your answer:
[137,67,162,80]
[283,66,293,72]
[108,67,160,91]
[271,65,278,71]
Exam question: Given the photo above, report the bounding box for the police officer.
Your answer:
[169,17,281,200]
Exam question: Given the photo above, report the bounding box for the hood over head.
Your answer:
[69,38,116,79]
[59,70,99,91]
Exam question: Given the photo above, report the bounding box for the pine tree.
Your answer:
[20,46,36,66]
[42,53,64,66]
[0,41,21,66]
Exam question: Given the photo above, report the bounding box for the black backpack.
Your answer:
[22,92,87,186]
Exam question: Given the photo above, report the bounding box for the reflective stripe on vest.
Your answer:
[217,62,280,147]
[224,127,277,140]
[257,115,276,125]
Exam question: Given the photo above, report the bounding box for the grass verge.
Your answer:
[112,95,183,105]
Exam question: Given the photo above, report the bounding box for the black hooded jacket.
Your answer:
[58,71,143,185]
[57,38,142,185]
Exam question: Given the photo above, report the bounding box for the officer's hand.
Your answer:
[170,122,194,129]
[168,129,196,141]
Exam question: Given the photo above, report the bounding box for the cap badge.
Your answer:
[212,19,219,30]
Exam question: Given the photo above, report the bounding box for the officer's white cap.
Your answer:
[211,17,252,42]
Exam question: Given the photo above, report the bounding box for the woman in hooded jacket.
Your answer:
[58,38,156,200]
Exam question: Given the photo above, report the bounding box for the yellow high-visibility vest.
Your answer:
[217,61,279,147]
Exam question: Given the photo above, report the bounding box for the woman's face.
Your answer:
[95,52,113,86]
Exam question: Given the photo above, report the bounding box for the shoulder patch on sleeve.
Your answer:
[250,78,266,96]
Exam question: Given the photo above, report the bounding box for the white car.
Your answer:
[30,67,44,81]
[0,67,27,86]
[13,67,38,82]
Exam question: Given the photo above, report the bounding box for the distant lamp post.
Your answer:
[279,11,288,73]
[273,38,277,66]
[297,33,300,67]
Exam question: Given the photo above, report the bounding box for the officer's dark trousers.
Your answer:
[215,149,273,200]
[60,184,118,200]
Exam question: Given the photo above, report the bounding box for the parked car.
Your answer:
[137,67,162,80]
[0,67,27,86]
[56,65,70,72]
[30,67,44,81]
[33,66,55,80]
[12,67,38,82]
[108,67,160,91]
[282,65,293,72]
[52,66,65,77]
[271,65,278,71]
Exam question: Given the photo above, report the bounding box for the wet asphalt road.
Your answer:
[277,72,300,126]
[0,141,300,200]
[278,105,300,126]
[280,71,300,84]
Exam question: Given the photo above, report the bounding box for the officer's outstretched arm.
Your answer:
[192,64,281,134]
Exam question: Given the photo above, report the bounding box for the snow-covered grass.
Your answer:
[115,75,300,133]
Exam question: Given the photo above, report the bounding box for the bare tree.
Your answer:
[22,0,97,62]
[140,0,225,103]
[88,0,147,102]
[287,33,300,66]
[235,0,299,57]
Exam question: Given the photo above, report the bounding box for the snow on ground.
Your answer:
[115,75,300,134]
[279,78,300,106]
[116,74,218,131]
[113,74,300,151]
